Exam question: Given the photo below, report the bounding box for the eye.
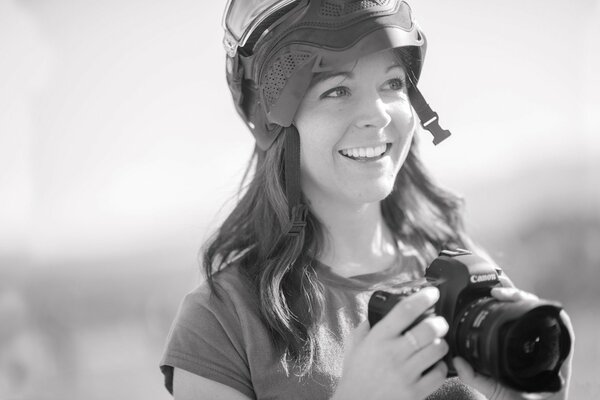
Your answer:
[384,77,406,91]
[321,86,351,99]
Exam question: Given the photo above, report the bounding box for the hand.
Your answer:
[333,287,450,400]
[453,287,574,400]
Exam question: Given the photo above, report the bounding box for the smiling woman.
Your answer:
[159,1,574,399]
[295,50,414,209]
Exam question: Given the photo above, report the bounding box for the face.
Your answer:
[294,49,416,209]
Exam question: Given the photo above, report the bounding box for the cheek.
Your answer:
[299,134,333,173]
[396,100,415,126]
[393,104,417,142]
[297,115,342,160]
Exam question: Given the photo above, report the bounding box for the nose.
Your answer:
[353,94,392,130]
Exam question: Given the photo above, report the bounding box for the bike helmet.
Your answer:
[222,0,451,235]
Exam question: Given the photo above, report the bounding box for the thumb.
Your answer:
[453,357,477,383]
[453,357,501,400]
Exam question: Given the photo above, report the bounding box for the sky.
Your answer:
[1,0,599,263]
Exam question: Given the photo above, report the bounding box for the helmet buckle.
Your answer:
[408,84,452,145]
[287,205,308,236]
[421,112,452,145]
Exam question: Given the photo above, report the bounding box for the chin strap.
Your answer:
[284,126,307,236]
[407,75,452,145]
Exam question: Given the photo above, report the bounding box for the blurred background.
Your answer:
[0,0,598,398]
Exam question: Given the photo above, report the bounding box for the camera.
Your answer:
[368,249,572,393]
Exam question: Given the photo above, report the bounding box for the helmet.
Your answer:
[221,0,451,235]
[222,0,451,150]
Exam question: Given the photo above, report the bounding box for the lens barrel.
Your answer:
[453,298,570,392]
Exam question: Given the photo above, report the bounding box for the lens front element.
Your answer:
[454,298,570,393]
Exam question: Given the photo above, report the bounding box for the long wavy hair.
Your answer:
[203,49,472,375]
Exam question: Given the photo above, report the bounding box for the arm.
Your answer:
[174,368,253,400]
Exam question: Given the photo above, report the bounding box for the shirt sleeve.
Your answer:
[160,283,255,399]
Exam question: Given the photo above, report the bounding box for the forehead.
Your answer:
[310,49,405,86]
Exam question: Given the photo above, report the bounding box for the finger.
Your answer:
[453,356,498,398]
[497,273,515,288]
[452,356,475,382]
[490,287,539,302]
[369,286,439,341]
[414,361,448,397]
[453,356,497,386]
[405,338,449,380]
[559,310,575,344]
[387,317,447,380]
[404,315,449,352]
[558,310,574,384]
[402,330,420,354]
[394,316,448,359]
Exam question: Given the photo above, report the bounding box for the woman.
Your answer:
[160,1,573,399]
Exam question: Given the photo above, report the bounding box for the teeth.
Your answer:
[340,144,387,159]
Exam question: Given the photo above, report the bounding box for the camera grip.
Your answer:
[368,289,435,332]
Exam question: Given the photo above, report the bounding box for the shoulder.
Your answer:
[179,264,259,327]
[161,264,262,398]
[188,264,254,301]
[164,263,262,356]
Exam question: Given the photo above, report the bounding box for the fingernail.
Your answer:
[438,316,449,333]
[431,316,449,335]
[422,286,440,300]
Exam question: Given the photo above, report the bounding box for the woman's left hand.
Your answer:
[453,287,575,400]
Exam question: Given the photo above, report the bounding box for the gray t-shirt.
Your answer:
[160,250,486,399]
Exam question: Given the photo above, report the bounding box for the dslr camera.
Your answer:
[368,249,571,393]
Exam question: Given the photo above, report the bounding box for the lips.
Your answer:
[339,143,391,161]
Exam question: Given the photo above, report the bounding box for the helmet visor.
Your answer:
[223,0,302,49]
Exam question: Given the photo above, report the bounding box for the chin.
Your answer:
[351,180,396,204]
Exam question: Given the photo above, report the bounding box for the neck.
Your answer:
[309,197,399,277]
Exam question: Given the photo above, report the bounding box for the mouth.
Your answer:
[338,143,392,161]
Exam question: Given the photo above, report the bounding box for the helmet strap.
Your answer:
[407,74,452,145]
[284,126,307,236]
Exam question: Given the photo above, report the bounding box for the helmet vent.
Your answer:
[320,0,388,17]
[262,52,311,106]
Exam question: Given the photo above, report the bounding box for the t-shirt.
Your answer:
[160,249,487,399]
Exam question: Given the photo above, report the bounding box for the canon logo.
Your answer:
[470,273,497,284]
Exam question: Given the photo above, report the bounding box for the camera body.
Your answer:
[368,249,571,393]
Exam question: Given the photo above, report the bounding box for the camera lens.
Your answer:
[454,296,500,375]
[505,312,562,379]
[453,298,570,392]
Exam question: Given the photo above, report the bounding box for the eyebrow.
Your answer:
[309,71,354,88]
[309,63,405,88]
[386,64,405,73]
